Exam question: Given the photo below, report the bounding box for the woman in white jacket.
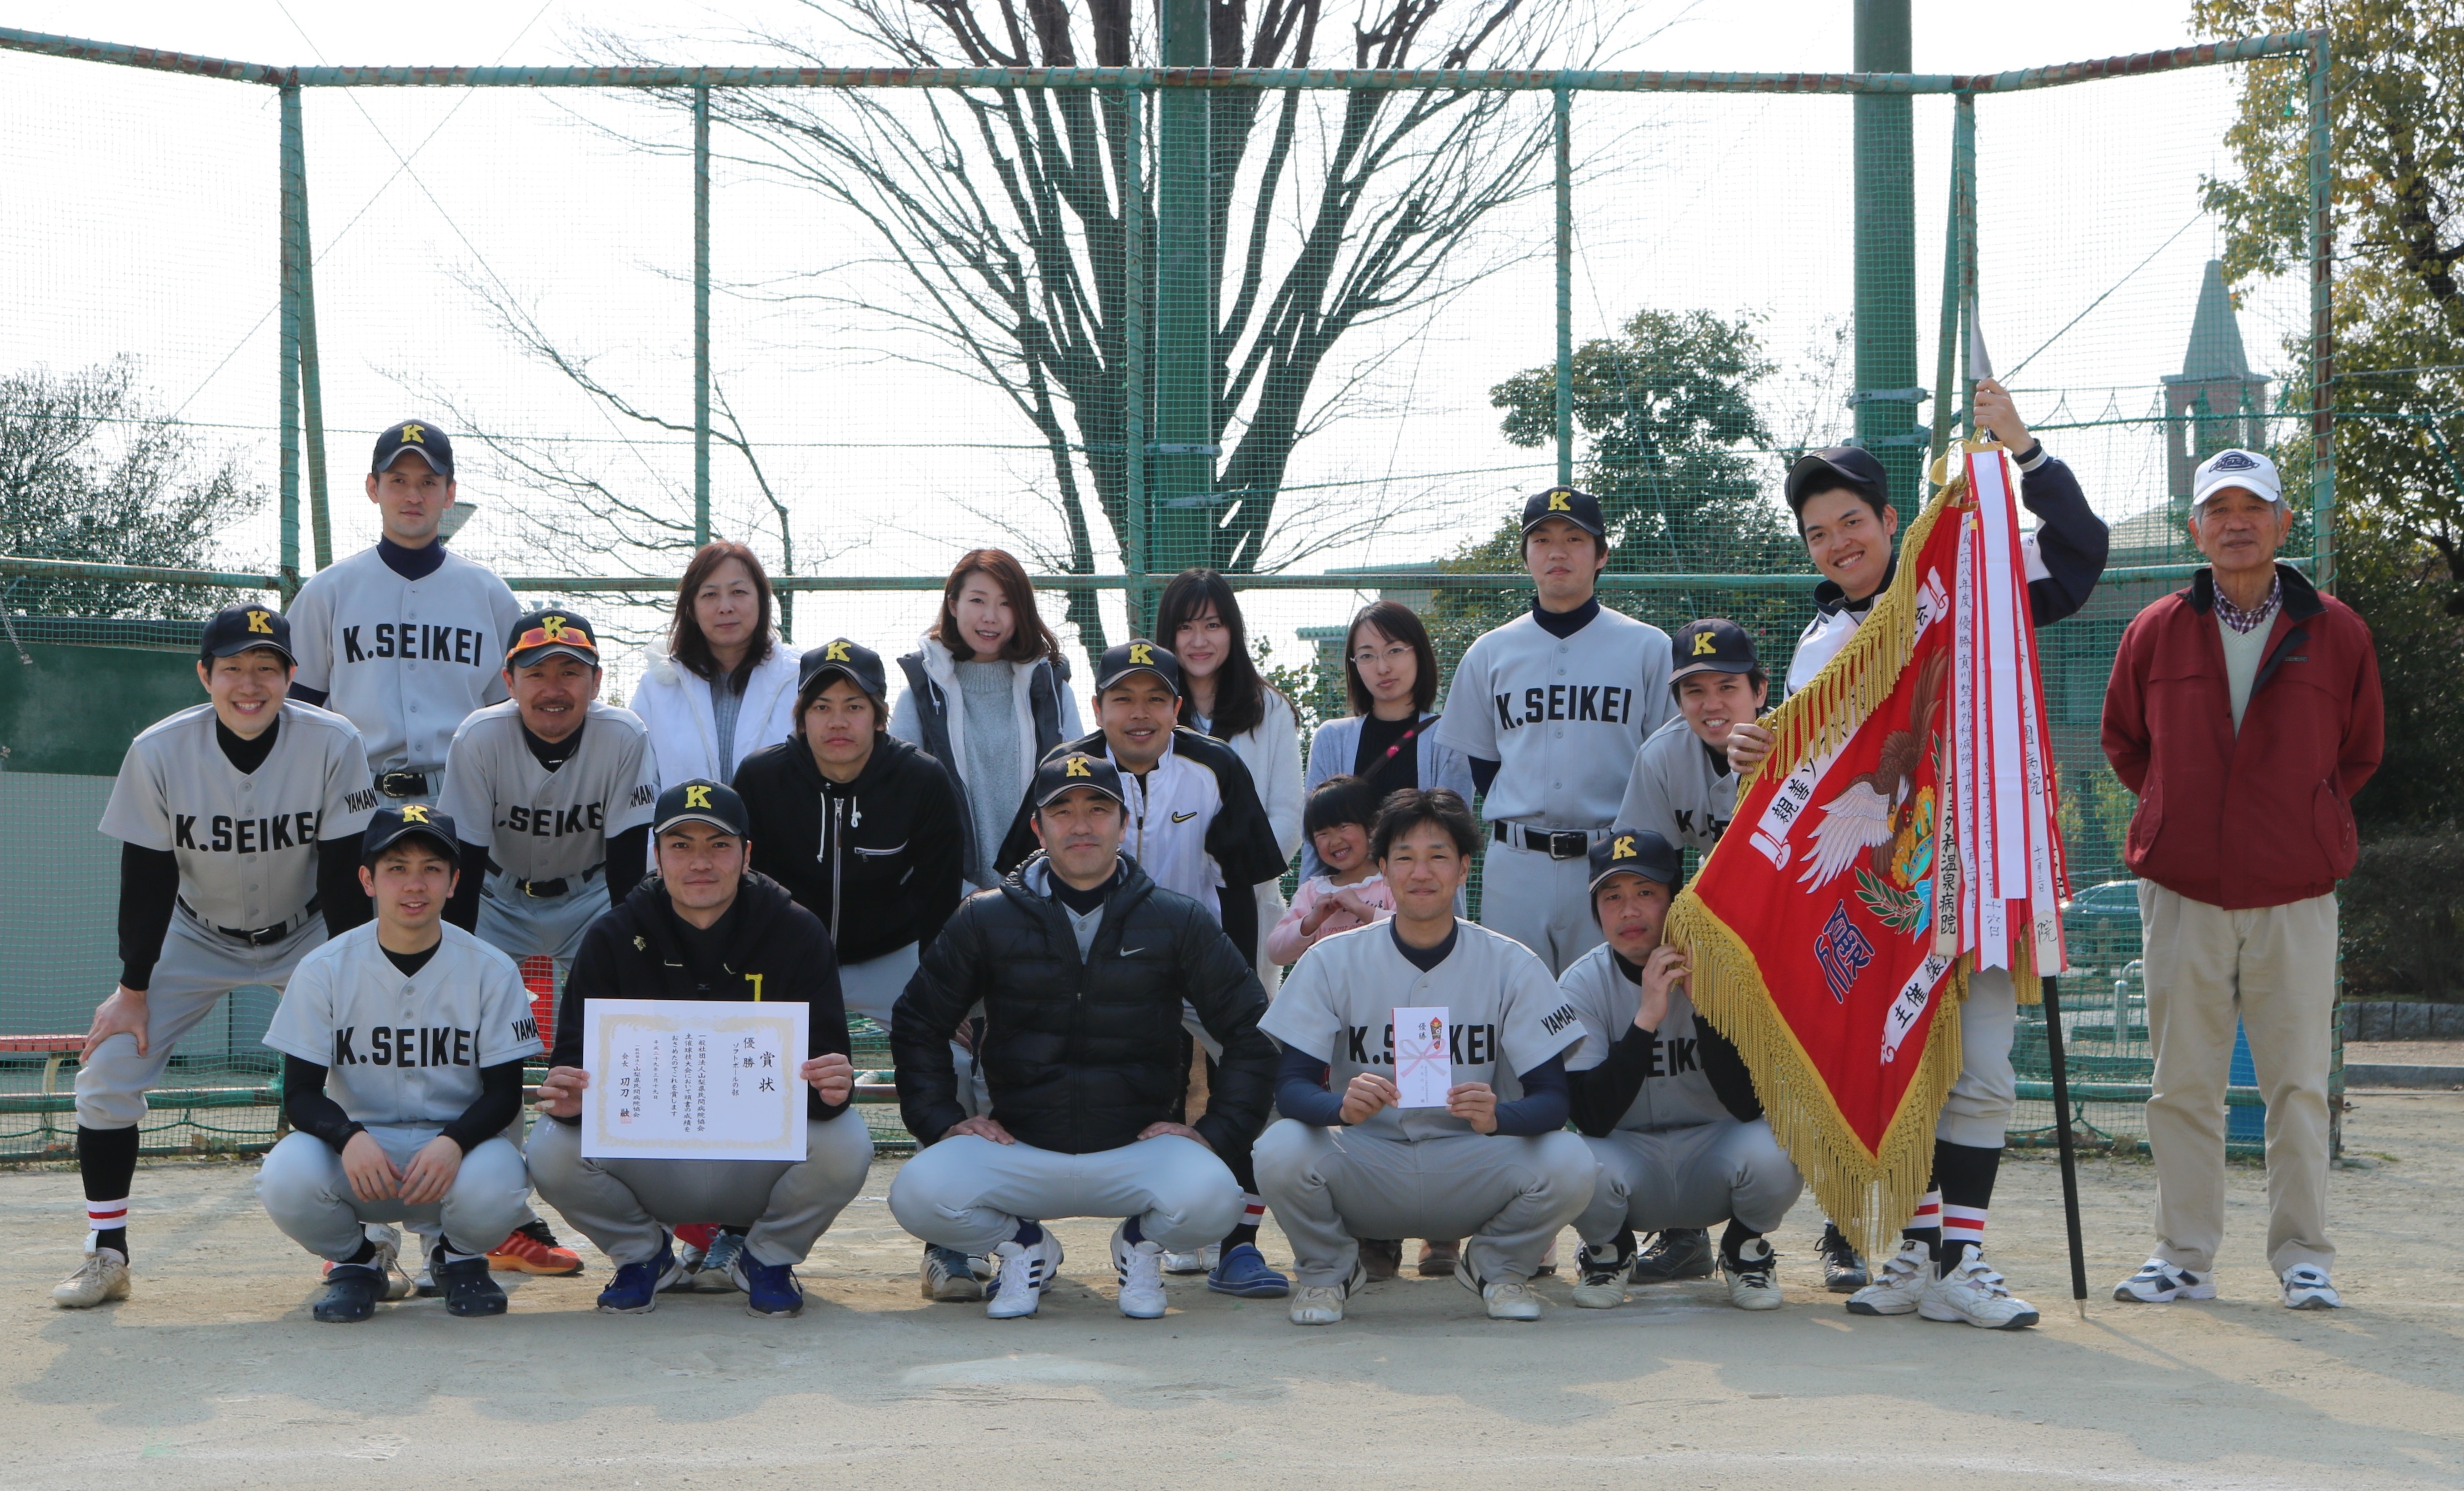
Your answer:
[630,541,801,792]
[1154,568,1304,989]
[889,548,1085,894]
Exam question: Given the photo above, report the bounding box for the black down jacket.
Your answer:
[890,853,1275,1155]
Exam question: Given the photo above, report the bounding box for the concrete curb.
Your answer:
[2344,1064,2464,1090]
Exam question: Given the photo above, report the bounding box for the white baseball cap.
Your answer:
[2191,448,2284,509]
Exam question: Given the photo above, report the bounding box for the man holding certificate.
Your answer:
[528,779,871,1319]
[1253,788,1594,1326]
[888,751,1277,1322]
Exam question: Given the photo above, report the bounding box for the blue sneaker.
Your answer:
[596,1240,685,1314]
[1206,1242,1290,1299]
[730,1252,806,1318]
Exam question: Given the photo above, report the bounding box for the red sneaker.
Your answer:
[488,1222,583,1276]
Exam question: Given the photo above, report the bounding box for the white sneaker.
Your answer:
[1112,1222,1168,1320]
[1289,1283,1347,1325]
[1482,1278,1543,1321]
[2281,1265,2341,1310]
[1569,1241,1633,1309]
[2113,1258,2216,1304]
[1160,1245,1213,1276]
[1722,1236,1784,1311]
[1919,1244,2039,1330]
[1844,1237,1931,1316]
[985,1230,1064,1320]
[52,1244,130,1309]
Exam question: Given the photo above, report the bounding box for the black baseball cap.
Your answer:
[797,638,889,704]
[1521,485,1607,543]
[370,419,454,480]
[1588,827,1682,895]
[505,608,601,670]
[1784,445,1889,514]
[199,604,295,666]
[363,804,461,866]
[1031,751,1126,810]
[1094,639,1181,697]
[1669,618,1760,686]
[654,779,750,838]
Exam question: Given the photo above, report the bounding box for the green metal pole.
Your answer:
[277,83,303,598]
[1853,0,1919,504]
[293,100,331,571]
[1554,84,1573,489]
[693,85,712,549]
[1152,0,1212,579]
[2308,31,2334,593]
[1928,94,1972,469]
[1956,92,1978,440]
[1122,85,1149,631]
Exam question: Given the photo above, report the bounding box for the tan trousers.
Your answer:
[2138,882,2337,1275]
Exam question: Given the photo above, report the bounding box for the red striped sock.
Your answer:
[1903,1190,1942,1258]
[86,1197,129,1232]
[1941,1203,1987,1270]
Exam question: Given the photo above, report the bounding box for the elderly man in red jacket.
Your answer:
[2101,448,2382,1312]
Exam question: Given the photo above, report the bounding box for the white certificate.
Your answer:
[1393,1005,1453,1109]
[580,999,810,1162]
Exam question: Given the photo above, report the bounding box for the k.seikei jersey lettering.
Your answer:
[1433,607,1676,828]
[100,701,376,932]
[1259,919,1586,1142]
[1617,714,1741,855]
[285,546,523,776]
[262,922,542,1127]
[436,700,656,884]
[1556,942,1735,1132]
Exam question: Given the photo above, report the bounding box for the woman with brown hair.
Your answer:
[891,548,1084,894]
[632,541,802,792]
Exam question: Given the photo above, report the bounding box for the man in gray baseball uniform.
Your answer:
[53,607,377,1309]
[257,808,541,1321]
[1560,828,1802,1313]
[1434,487,1674,976]
[1254,787,1596,1326]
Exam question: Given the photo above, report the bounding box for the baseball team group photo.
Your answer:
[3,2,2458,1487]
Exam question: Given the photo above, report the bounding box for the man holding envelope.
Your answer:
[1254,788,1595,1326]
[528,779,871,1319]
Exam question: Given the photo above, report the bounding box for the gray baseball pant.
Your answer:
[1254,1120,1597,1287]
[888,1133,1240,1255]
[77,913,321,1130]
[1477,837,1605,976]
[1939,967,2019,1148]
[257,1125,532,1262]
[476,876,605,965]
[1574,1117,1804,1242]
[526,1112,874,1268]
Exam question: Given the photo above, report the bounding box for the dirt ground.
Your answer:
[4,1095,2462,1491]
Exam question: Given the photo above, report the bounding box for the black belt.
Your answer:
[514,863,604,898]
[1493,821,1595,860]
[181,895,321,946]
[375,771,431,798]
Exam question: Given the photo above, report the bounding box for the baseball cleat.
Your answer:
[1817,1222,1868,1292]
[1629,1227,1715,1284]
[1207,1243,1289,1298]
[986,1230,1064,1320]
[689,1230,746,1292]
[1919,1245,2038,1330]
[1569,1239,1634,1309]
[1112,1222,1169,1319]
[733,1254,806,1318]
[1417,1239,1462,1277]
[2280,1265,2341,1310]
[489,1221,584,1277]
[596,1240,685,1314]
[50,1244,130,1310]
[1359,1238,1404,1282]
[435,1254,509,1318]
[1289,1259,1367,1326]
[1845,1237,1931,1316]
[312,1262,385,1323]
[2113,1258,2216,1304]
[921,1243,987,1302]
[1722,1236,1784,1310]
[1453,1254,1544,1321]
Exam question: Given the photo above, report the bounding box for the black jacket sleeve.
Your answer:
[2019,454,2109,628]
[1178,904,1277,1155]
[605,824,649,905]
[1217,883,1259,973]
[1199,742,1289,889]
[1696,1020,1764,1123]
[318,832,372,937]
[283,1053,365,1151]
[1567,1024,1654,1138]
[439,1060,525,1152]
[117,844,180,991]
[912,758,968,949]
[1274,1044,1348,1127]
[443,841,488,932]
[889,900,985,1144]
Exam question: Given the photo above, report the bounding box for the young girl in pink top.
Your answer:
[1266,775,1398,966]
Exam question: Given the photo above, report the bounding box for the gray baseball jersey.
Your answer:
[286,545,523,776]
[1614,714,1738,856]
[1259,918,1586,1142]
[262,921,542,1126]
[1433,606,1675,828]
[100,701,377,932]
[435,701,657,885]
[1555,942,1734,1132]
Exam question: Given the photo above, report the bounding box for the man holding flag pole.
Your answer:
[1715,376,2107,1331]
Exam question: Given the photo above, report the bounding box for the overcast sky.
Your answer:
[0,1,2308,681]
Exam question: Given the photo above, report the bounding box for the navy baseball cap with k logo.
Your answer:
[506,608,601,669]
[371,419,455,480]
[1588,826,1682,894]
[1521,485,1606,543]
[1095,639,1182,696]
[200,604,296,665]
[797,638,889,703]
[1669,617,1761,686]
[654,779,750,838]
[364,804,463,866]
[1032,751,1125,810]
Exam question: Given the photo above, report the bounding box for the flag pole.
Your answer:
[2040,972,2090,1316]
